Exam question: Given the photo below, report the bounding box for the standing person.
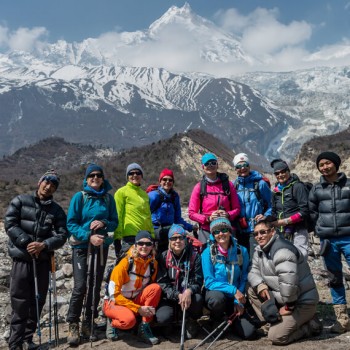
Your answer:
[148,168,195,254]
[156,224,203,339]
[270,159,310,258]
[309,151,350,333]
[5,170,68,350]
[233,153,272,258]
[189,153,240,245]
[247,219,321,345]
[201,218,257,340]
[66,164,118,346]
[103,231,161,345]
[114,163,154,255]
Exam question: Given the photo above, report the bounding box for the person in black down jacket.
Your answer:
[309,151,350,334]
[155,224,203,339]
[5,170,68,350]
[270,159,310,258]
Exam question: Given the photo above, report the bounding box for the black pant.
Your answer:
[67,246,108,324]
[9,259,49,348]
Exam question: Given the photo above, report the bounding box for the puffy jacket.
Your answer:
[157,244,203,301]
[148,187,193,232]
[114,182,154,239]
[309,173,350,239]
[248,234,319,307]
[234,170,272,232]
[202,235,249,301]
[189,175,240,231]
[67,179,118,249]
[271,173,309,230]
[5,192,68,262]
[107,247,158,313]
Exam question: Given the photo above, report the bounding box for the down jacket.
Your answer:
[5,192,68,262]
[308,172,350,239]
[248,234,318,307]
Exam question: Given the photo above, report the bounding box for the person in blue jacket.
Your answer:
[66,164,118,346]
[202,217,257,340]
[148,168,195,254]
[233,153,272,258]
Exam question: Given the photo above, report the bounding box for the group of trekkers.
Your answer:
[4,149,350,350]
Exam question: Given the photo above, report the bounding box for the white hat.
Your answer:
[233,153,249,167]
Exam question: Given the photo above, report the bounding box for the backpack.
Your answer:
[146,185,176,213]
[80,190,111,206]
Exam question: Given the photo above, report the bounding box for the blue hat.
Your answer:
[201,153,218,165]
[85,164,104,179]
[168,224,186,239]
[126,163,144,180]
[135,230,153,243]
[210,217,232,234]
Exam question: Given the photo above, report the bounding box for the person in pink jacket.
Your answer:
[188,153,240,245]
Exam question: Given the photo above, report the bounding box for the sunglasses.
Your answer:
[204,160,217,167]
[169,235,186,242]
[87,173,103,179]
[162,178,174,183]
[128,171,142,176]
[212,228,231,235]
[235,162,249,169]
[136,241,153,247]
[253,228,272,237]
[274,169,287,176]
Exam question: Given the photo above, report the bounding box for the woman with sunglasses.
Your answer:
[114,163,154,255]
[156,224,203,338]
[148,168,194,254]
[201,217,257,340]
[66,164,118,346]
[189,153,240,245]
[103,230,161,345]
[270,159,310,258]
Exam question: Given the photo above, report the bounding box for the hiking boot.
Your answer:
[185,318,199,339]
[23,340,40,350]
[309,314,323,335]
[137,322,160,345]
[258,323,270,337]
[106,318,119,341]
[67,322,80,346]
[81,320,98,341]
[10,345,23,350]
[330,304,350,334]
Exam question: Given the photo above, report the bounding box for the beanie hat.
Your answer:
[38,169,60,189]
[316,151,341,171]
[126,163,144,180]
[135,230,153,243]
[168,224,186,239]
[85,163,104,179]
[201,153,218,165]
[233,153,249,167]
[159,168,174,183]
[210,217,233,234]
[270,159,289,173]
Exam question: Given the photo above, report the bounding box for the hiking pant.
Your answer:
[205,290,257,340]
[103,283,162,329]
[121,236,136,254]
[236,231,256,259]
[198,228,210,247]
[322,236,350,304]
[9,259,49,349]
[156,293,203,325]
[66,245,108,324]
[247,286,316,344]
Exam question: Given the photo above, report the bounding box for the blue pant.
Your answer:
[322,236,350,304]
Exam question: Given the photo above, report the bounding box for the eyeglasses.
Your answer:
[162,178,174,183]
[87,173,103,179]
[212,228,231,235]
[235,162,249,169]
[253,228,272,237]
[274,169,287,176]
[128,171,142,176]
[204,160,217,167]
[136,241,153,247]
[169,235,186,242]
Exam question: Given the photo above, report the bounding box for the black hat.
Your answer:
[316,152,341,171]
[270,159,289,172]
[135,230,153,243]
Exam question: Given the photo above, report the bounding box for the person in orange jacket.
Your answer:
[103,231,161,345]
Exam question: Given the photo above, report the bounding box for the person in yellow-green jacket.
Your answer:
[114,163,154,255]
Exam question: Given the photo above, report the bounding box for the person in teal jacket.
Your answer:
[202,217,257,340]
[66,164,118,346]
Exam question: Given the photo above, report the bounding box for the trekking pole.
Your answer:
[32,256,42,346]
[90,245,98,347]
[48,264,53,348]
[51,253,59,347]
[82,242,93,335]
[180,261,190,350]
